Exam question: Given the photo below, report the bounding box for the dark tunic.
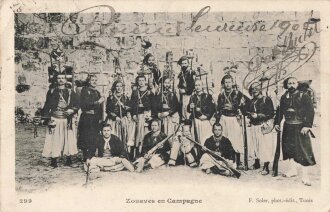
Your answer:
[216,89,246,121]
[178,68,196,95]
[204,135,236,162]
[247,96,274,125]
[78,86,103,151]
[130,88,152,116]
[42,87,79,119]
[142,131,170,162]
[86,134,127,159]
[276,90,316,166]
[106,94,130,120]
[151,90,179,118]
[187,92,215,120]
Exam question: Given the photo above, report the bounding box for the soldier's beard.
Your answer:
[181,66,188,71]
[288,87,296,93]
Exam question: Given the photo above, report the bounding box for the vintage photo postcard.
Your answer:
[1,0,330,211]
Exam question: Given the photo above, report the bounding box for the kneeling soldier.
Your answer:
[135,119,171,172]
[168,122,199,167]
[200,123,236,176]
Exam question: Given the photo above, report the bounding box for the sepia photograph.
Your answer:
[1,0,330,211]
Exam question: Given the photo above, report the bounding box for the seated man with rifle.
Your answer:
[168,121,199,167]
[85,123,135,175]
[135,119,176,172]
[200,123,236,176]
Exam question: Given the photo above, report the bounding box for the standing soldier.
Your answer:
[142,53,162,86]
[130,75,153,157]
[177,56,196,121]
[247,82,275,175]
[106,80,130,148]
[42,74,79,168]
[152,76,180,137]
[188,79,216,146]
[215,75,247,170]
[275,77,316,186]
[78,75,105,162]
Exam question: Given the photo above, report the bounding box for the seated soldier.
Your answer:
[85,123,135,174]
[200,123,236,176]
[135,119,171,172]
[168,121,199,167]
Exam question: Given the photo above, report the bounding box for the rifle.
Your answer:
[272,106,281,177]
[184,136,241,179]
[242,114,248,171]
[83,164,90,187]
[143,124,182,160]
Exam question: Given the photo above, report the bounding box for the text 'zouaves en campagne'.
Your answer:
[125,198,202,204]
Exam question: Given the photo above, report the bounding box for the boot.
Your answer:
[261,162,270,175]
[50,158,58,168]
[252,159,261,170]
[64,156,72,166]
[235,153,244,170]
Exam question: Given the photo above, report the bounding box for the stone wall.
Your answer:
[15,10,320,116]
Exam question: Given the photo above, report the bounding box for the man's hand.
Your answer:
[116,116,121,122]
[274,125,281,132]
[133,115,138,122]
[199,115,207,120]
[179,89,186,94]
[301,127,311,136]
[86,159,91,166]
[98,97,105,104]
[190,103,195,109]
[250,113,258,119]
[64,109,74,116]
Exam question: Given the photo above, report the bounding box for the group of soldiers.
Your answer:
[41,54,316,186]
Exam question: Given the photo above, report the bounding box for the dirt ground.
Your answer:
[15,119,321,194]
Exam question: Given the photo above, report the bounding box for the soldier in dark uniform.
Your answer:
[152,76,180,137]
[247,82,275,175]
[42,74,79,168]
[135,119,170,172]
[187,79,216,146]
[78,75,105,162]
[177,56,196,121]
[200,123,236,175]
[130,75,153,157]
[275,77,316,186]
[215,74,247,169]
[85,123,135,175]
[106,80,130,148]
[143,53,161,86]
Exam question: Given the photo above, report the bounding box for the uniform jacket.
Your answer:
[87,134,127,159]
[187,92,215,120]
[42,87,79,118]
[204,135,235,162]
[247,96,274,125]
[106,94,130,120]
